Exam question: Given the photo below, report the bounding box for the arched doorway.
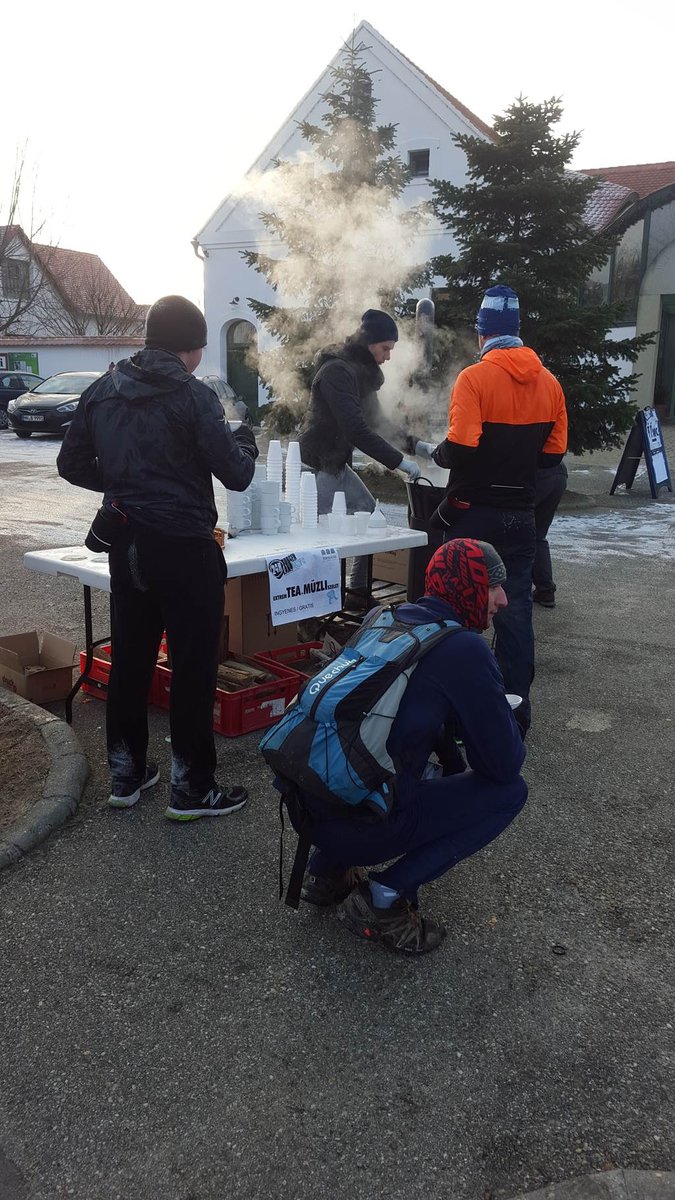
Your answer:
[226,320,259,414]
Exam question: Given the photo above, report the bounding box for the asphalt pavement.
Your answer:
[0,428,674,1200]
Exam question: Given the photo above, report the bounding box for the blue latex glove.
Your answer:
[415,440,436,459]
[399,458,422,481]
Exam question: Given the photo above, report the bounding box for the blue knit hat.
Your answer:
[360,309,399,344]
[475,285,520,337]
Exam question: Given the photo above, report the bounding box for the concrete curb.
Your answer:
[0,687,89,869]
[507,1169,675,1200]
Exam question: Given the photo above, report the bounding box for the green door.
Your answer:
[227,321,259,415]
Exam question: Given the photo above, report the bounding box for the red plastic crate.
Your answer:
[80,640,164,704]
[79,644,112,698]
[254,641,324,681]
[153,655,295,738]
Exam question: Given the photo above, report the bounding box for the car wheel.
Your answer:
[0,411,8,430]
[15,430,32,439]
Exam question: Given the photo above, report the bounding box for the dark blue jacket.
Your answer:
[57,349,257,539]
[388,596,525,804]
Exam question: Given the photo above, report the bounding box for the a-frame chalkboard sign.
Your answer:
[610,407,673,498]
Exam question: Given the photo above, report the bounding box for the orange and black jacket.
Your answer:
[432,346,568,509]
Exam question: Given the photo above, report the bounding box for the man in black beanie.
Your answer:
[299,309,420,600]
[58,294,259,821]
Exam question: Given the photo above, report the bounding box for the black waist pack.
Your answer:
[84,502,129,553]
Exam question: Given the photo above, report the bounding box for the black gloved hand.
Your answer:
[233,423,259,459]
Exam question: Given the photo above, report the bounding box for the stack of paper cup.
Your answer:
[331,491,347,517]
[266,440,283,486]
[284,441,302,513]
[300,471,318,528]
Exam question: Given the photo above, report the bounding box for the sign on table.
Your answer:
[266,546,342,626]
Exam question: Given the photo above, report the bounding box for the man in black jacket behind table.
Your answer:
[57,296,258,821]
[299,309,420,593]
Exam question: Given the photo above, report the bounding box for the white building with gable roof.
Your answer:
[193,20,493,409]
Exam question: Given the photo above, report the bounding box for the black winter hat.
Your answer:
[145,295,208,353]
[474,540,507,586]
[359,308,399,344]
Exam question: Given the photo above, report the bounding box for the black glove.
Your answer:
[233,423,259,460]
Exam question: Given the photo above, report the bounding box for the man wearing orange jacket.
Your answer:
[418,285,567,735]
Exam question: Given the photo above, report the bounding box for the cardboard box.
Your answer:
[371,548,410,586]
[225,574,299,656]
[0,631,78,704]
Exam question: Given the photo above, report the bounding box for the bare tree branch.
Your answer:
[0,145,53,335]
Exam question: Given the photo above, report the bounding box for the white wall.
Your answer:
[0,343,142,379]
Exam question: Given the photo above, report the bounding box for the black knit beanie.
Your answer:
[359,308,399,344]
[144,295,208,353]
[475,540,507,586]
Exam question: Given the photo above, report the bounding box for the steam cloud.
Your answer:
[235,132,470,445]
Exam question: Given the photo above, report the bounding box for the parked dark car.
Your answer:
[7,372,101,438]
[0,370,44,429]
[199,375,253,425]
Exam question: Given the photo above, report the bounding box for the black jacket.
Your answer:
[299,341,404,474]
[57,349,258,539]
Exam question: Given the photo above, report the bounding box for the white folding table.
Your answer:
[24,524,427,722]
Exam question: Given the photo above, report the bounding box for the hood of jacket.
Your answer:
[395,594,469,632]
[482,345,543,385]
[112,349,193,401]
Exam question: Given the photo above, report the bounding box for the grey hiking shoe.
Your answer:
[301,867,366,907]
[336,883,446,954]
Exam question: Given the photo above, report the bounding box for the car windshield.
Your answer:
[33,373,99,395]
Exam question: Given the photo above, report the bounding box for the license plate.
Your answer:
[24,415,44,422]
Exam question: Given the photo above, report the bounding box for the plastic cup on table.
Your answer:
[368,500,387,529]
[353,511,371,535]
[331,491,347,515]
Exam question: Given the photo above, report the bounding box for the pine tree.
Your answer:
[242,36,430,406]
[431,97,653,454]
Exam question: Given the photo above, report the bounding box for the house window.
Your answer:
[408,149,430,178]
[1,257,29,299]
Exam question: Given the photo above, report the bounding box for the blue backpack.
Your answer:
[260,605,461,905]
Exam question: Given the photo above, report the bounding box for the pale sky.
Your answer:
[4,0,671,308]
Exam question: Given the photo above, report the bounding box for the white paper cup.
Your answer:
[327,513,342,534]
[341,515,357,535]
[505,694,523,709]
[331,491,347,515]
[353,511,370,535]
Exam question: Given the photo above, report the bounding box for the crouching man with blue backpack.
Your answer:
[260,538,527,956]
